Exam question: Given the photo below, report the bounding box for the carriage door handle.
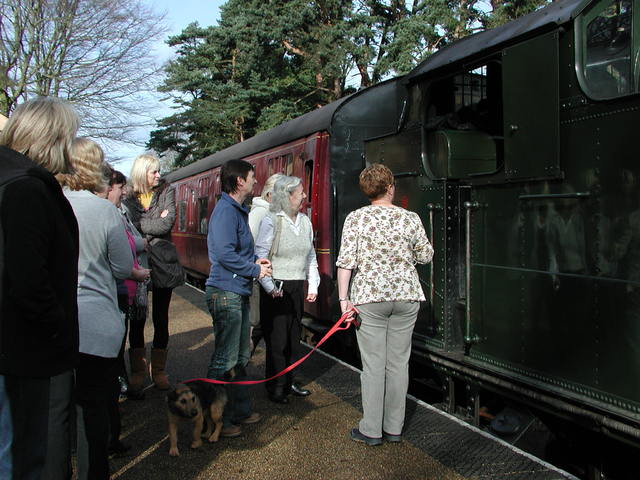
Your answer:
[426,203,442,309]
[464,201,481,346]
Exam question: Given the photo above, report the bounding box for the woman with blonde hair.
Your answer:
[59,137,134,479]
[0,97,79,479]
[336,163,433,446]
[122,154,182,394]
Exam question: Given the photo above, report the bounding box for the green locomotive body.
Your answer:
[364,0,640,455]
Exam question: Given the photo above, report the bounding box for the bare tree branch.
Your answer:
[0,0,167,145]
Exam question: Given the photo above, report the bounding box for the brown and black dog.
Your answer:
[167,381,227,456]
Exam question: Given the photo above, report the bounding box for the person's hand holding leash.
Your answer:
[339,298,356,315]
[341,306,360,329]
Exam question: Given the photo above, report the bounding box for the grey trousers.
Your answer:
[356,301,419,438]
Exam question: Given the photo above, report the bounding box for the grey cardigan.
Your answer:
[64,189,133,358]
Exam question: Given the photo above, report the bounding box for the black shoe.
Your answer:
[108,440,131,457]
[383,432,402,443]
[350,428,382,446]
[291,383,311,397]
[268,393,289,404]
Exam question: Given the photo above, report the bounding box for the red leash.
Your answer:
[182,309,357,385]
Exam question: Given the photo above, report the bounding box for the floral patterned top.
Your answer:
[336,205,433,305]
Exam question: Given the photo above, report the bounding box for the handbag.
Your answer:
[148,237,185,289]
[135,279,149,307]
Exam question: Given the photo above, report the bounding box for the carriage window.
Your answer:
[197,197,208,234]
[285,154,294,175]
[304,160,313,198]
[178,201,187,232]
[578,0,635,99]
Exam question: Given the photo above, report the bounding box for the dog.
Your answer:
[167,381,227,456]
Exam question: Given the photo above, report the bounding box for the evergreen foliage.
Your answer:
[149,0,551,168]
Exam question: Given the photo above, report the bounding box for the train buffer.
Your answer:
[109,285,577,480]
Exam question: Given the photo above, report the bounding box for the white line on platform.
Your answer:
[111,434,169,479]
[185,282,205,294]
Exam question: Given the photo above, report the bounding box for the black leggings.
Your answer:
[261,280,304,395]
[128,287,173,349]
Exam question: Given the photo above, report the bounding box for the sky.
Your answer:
[111,0,226,175]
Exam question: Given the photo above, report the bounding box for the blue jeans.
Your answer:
[205,286,252,427]
[0,375,12,479]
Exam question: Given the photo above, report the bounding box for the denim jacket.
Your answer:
[206,192,260,296]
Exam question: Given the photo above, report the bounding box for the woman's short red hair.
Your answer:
[359,164,394,200]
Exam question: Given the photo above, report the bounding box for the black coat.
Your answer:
[0,146,79,377]
[123,179,176,241]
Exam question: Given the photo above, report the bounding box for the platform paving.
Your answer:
[107,286,577,480]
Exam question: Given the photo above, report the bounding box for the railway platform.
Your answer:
[107,285,577,480]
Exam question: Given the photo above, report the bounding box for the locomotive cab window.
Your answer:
[422,62,502,179]
[577,0,636,99]
[421,29,560,183]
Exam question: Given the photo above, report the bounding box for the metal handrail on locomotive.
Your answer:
[166,0,640,472]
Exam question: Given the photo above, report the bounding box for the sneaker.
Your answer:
[350,428,382,446]
[383,432,402,443]
[291,383,311,396]
[221,425,242,438]
[238,412,262,425]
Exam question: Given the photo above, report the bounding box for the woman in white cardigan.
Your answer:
[255,175,319,404]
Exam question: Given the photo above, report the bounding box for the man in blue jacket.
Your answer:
[205,159,271,437]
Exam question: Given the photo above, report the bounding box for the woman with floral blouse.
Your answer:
[336,163,433,446]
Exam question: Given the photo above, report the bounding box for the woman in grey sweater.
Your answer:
[58,138,134,480]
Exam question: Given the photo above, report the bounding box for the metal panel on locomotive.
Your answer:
[364,0,639,476]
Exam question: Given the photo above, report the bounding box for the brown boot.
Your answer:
[151,348,170,390]
[128,348,147,399]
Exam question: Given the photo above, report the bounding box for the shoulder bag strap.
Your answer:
[268,215,283,261]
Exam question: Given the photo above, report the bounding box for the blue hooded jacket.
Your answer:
[205,192,260,296]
